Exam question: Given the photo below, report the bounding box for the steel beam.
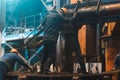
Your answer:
[0,0,6,57]
[41,0,49,11]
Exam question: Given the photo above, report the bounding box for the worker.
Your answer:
[61,0,86,74]
[40,7,76,74]
[0,48,32,80]
[63,22,86,74]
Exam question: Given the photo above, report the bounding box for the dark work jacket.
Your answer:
[0,53,29,70]
[42,10,73,42]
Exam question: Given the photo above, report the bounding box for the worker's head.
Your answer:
[58,7,68,16]
[10,48,19,54]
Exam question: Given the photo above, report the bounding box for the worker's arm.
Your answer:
[41,16,47,27]
[61,12,77,23]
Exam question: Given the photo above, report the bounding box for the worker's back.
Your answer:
[0,53,29,70]
[43,10,65,41]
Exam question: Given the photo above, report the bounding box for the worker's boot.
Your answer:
[56,66,61,73]
[43,65,51,74]
[82,70,89,74]
[43,64,50,74]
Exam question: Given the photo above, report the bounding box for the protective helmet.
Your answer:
[60,7,68,14]
[10,48,18,53]
[59,7,68,15]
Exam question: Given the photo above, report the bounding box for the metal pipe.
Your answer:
[67,2,120,16]
[77,2,120,16]
[100,3,120,16]
[67,2,120,24]
[41,0,49,11]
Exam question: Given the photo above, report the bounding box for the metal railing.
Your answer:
[5,14,41,35]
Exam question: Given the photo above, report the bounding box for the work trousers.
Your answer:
[41,40,56,73]
[0,62,8,80]
[64,33,86,73]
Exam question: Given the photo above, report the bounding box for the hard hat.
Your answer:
[10,48,18,53]
[60,7,68,14]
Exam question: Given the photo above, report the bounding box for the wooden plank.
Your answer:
[7,72,115,78]
[103,69,120,73]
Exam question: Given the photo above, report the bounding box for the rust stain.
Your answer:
[78,25,86,55]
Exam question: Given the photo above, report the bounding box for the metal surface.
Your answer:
[41,0,49,11]
[7,72,114,80]
[0,0,6,57]
[67,2,120,24]
[7,72,114,77]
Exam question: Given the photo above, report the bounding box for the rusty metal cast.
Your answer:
[67,2,120,24]
[101,3,120,16]
[67,2,120,16]
[82,3,120,16]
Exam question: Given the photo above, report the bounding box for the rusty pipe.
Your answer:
[78,2,120,16]
[100,3,120,16]
[67,2,120,24]
[67,2,120,17]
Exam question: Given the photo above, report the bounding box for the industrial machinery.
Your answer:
[5,0,120,80]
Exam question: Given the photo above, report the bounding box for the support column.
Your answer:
[56,0,60,11]
[0,0,6,57]
[96,23,101,62]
